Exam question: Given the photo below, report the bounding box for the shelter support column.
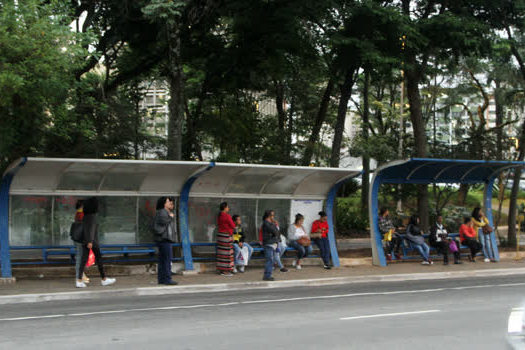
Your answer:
[369,175,387,266]
[326,180,346,268]
[179,162,215,270]
[0,158,27,279]
[484,178,500,262]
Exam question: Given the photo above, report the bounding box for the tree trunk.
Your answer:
[166,24,184,160]
[330,68,356,167]
[360,70,370,216]
[275,81,289,162]
[508,121,525,246]
[302,77,335,166]
[405,64,429,231]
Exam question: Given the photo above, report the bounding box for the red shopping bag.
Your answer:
[86,249,95,267]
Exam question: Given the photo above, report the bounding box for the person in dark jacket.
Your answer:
[429,214,461,265]
[76,197,116,288]
[262,209,280,281]
[406,214,432,265]
[152,196,178,285]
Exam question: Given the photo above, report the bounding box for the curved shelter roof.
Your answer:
[369,158,525,267]
[4,158,360,199]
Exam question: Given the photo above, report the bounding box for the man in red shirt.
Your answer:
[459,217,482,262]
[311,211,331,269]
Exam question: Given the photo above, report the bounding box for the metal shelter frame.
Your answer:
[1,157,361,277]
[369,158,525,267]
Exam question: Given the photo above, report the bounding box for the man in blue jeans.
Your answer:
[261,209,280,281]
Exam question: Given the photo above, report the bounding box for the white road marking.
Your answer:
[0,281,524,322]
[340,310,440,321]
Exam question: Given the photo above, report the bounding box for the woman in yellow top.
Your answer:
[472,207,495,263]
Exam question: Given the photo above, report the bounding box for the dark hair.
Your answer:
[318,211,327,218]
[294,213,304,224]
[464,216,472,224]
[409,214,419,226]
[379,207,388,216]
[156,196,174,210]
[219,202,228,211]
[83,197,99,215]
[262,210,274,221]
[75,200,83,210]
[472,207,482,221]
[232,215,240,222]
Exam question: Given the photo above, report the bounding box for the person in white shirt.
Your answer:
[287,214,313,270]
[429,214,461,265]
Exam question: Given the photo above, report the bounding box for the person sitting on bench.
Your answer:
[460,216,482,262]
[406,214,433,265]
[378,207,402,261]
[429,214,461,265]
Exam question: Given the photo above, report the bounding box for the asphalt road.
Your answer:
[1,275,524,349]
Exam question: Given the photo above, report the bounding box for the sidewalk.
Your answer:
[2,257,525,305]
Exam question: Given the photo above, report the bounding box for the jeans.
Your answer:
[75,241,84,279]
[264,245,276,278]
[413,243,430,261]
[157,241,173,284]
[273,242,286,268]
[313,237,331,265]
[288,240,313,260]
[78,241,106,280]
[480,233,494,260]
[233,243,253,266]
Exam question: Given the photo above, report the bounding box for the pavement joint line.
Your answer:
[1,282,525,322]
[339,309,441,320]
[3,267,525,305]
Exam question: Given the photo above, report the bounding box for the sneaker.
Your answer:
[296,264,302,270]
[82,273,90,284]
[220,272,233,277]
[421,261,430,265]
[484,258,490,263]
[232,267,238,274]
[454,261,462,264]
[101,277,116,286]
[429,259,434,265]
[490,259,497,263]
[76,281,87,288]
[238,266,245,273]
[292,260,297,267]
[386,254,392,262]
[280,268,289,273]
[263,276,275,281]
[161,280,178,285]
[323,265,331,270]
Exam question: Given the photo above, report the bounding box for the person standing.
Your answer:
[152,196,178,285]
[217,202,236,276]
[232,215,253,273]
[287,214,313,270]
[429,214,461,265]
[311,211,332,269]
[73,200,90,284]
[262,210,280,281]
[472,207,495,263]
[460,216,483,262]
[406,214,433,265]
[76,197,116,288]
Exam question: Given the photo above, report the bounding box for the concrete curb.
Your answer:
[2,267,525,305]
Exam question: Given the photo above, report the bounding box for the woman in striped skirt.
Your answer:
[217,202,236,276]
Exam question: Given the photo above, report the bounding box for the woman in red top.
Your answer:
[216,202,236,276]
[459,217,482,262]
[311,211,331,269]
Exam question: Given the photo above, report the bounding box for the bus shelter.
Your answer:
[1,157,361,278]
[369,158,525,267]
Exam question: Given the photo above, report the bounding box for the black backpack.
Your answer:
[70,222,83,243]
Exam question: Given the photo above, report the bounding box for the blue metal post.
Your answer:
[326,176,360,268]
[179,162,215,270]
[0,158,27,278]
[484,178,500,261]
[369,175,387,266]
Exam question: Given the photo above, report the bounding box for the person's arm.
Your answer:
[227,215,236,231]
[311,221,320,234]
[287,224,296,239]
[471,217,486,227]
[83,215,96,245]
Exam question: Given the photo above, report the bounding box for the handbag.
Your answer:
[482,224,493,235]
[297,236,311,247]
[69,222,83,243]
[448,240,458,253]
